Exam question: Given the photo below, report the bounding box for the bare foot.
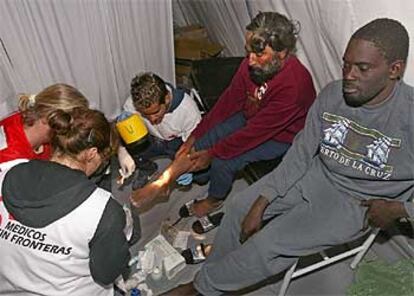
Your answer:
[160,282,198,296]
[130,181,169,208]
[192,197,223,218]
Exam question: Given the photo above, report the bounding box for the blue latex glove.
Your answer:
[116,111,133,122]
[176,173,193,186]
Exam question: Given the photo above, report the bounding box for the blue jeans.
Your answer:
[194,112,290,199]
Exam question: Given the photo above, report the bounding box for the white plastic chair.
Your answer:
[278,228,380,296]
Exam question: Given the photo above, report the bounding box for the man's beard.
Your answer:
[249,58,281,85]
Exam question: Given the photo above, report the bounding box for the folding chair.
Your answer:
[189,57,244,109]
[189,87,208,115]
[278,228,380,296]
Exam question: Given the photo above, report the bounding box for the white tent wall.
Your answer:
[1,1,411,118]
[0,0,175,119]
[173,0,251,57]
[173,0,414,92]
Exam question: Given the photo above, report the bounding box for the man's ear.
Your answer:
[164,92,172,105]
[276,49,288,61]
[389,60,405,80]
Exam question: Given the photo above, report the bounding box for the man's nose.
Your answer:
[248,53,258,66]
[343,65,357,80]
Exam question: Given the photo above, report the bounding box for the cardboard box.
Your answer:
[174,24,208,41]
[174,24,223,60]
[174,38,223,60]
[175,63,192,76]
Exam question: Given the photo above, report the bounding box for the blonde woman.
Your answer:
[0,83,89,164]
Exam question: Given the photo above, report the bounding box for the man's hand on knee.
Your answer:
[361,199,408,229]
[240,196,269,244]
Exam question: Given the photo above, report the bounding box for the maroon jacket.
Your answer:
[191,56,316,160]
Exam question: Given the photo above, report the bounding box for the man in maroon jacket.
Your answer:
[131,12,316,217]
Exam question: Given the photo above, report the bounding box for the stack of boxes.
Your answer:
[174,25,223,88]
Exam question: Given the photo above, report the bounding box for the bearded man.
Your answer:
[131,12,316,218]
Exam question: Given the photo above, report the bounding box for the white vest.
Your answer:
[0,187,113,296]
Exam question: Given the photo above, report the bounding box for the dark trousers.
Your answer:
[131,135,183,166]
[194,112,290,199]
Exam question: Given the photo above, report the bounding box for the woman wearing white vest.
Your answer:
[0,107,132,295]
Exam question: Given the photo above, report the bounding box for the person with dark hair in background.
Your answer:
[0,107,135,295]
[131,12,316,218]
[164,18,414,295]
[120,72,202,190]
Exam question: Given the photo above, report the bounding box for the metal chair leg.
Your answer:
[278,228,380,295]
[278,260,298,296]
[350,228,380,269]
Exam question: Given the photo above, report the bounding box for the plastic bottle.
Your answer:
[130,287,141,296]
[150,266,163,281]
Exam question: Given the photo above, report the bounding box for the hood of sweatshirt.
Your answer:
[2,160,96,228]
[165,83,187,113]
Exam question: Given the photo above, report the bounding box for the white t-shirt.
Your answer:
[123,86,202,142]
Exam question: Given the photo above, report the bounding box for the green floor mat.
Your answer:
[347,259,414,296]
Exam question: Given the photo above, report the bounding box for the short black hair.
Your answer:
[130,72,168,110]
[246,11,299,53]
[352,18,409,63]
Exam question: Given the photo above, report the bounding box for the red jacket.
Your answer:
[191,56,316,159]
[0,112,51,163]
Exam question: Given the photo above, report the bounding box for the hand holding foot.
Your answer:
[189,149,212,171]
[172,149,196,175]
[175,136,196,158]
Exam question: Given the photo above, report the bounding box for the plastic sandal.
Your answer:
[181,243,212,264]
[179,199,197,218]
[192,212,225,234]
[179,199,224,218]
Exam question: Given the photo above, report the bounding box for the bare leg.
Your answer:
[130,152,193,208]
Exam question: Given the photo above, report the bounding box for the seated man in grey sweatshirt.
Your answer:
[164,17,414,296]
